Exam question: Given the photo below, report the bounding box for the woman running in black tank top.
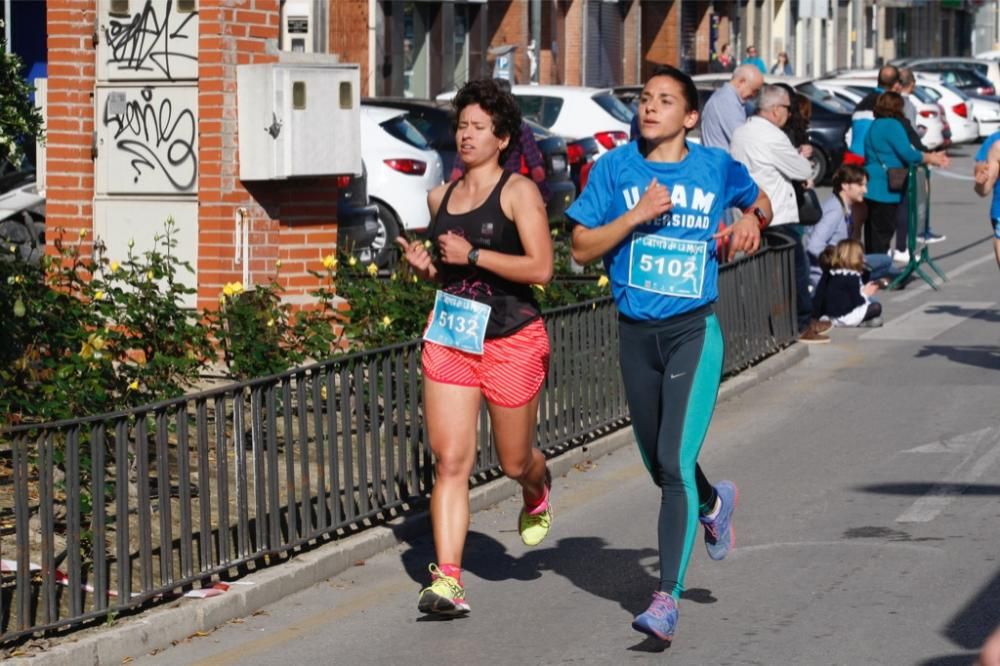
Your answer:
[395,79,554,618]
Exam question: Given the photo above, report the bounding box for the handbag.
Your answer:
[865,123,909,193]
[794,182,823,225]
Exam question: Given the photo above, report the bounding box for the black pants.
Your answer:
[764,224,813,332]
[864,199,900,255]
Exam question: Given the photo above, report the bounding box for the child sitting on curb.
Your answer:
[811,240,884,328]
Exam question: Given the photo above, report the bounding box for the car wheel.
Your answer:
[807,144,829,185]
[371,200,401,269]
[0,211,45,264]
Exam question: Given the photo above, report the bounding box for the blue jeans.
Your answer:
[865,252,899,281]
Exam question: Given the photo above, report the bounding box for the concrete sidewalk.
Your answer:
[15,344,808,666]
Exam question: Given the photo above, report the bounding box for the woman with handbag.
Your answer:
[863,92,948,255]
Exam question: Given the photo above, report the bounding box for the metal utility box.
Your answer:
[95,0,200,82]
[237,59,361,181]
[94,84,199,195]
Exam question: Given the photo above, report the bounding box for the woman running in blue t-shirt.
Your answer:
[567,65,772,643]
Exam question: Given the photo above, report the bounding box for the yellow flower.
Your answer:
[80,333,107,360]
[320,384,328,401]
[222,281,245,298]
[367,262,378,277]
[128,380,139,391]
[128,239,135,249]
[94,290,105,301]
[322,254,337,270]
[146,270,155,281]
[390,272,398,281]
[266,318,275,327]
[423,240,432,248]
[275,260,283,269]
[78,228,88,238]
[412,275,419,283]
[382,315,392,327]
[219,294,226,304]
[550,228,559,237]
[13,275,23,284]
[348,256,357,266]
[110,261,120,273]
[8,245,16,253]
[532,283,545,292]
[597,275,609,288]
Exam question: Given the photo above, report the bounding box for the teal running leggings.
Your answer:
[619,305,724,597]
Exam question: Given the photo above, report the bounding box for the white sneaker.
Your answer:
[891,249,910,264]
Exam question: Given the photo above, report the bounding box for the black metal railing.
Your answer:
[0,242,794,643]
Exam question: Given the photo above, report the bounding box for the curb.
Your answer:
[21,344,807,665]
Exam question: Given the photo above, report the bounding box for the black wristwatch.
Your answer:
[750,206,769,230]
[467,248,480,266]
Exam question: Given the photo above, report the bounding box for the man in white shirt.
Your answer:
[731,85,827,342]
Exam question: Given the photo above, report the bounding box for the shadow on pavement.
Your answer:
[853,482,1000,496]
[915,654,979,666]
[943,568,1000,651]
[400,532,717,618]
[914,345,1000,371]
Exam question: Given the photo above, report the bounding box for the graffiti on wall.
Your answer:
[101,86,198,193]
[102,0,198,81]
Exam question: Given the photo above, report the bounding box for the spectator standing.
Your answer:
[743,45,767,73]
[731,85,829,343]
[896,67,948,249]
[803,164,898,288]
[450,79,551,204]
[973,129,1000,270]
[811,239,885,328]
[710,42,736,73]
[397,78,555,618]
[862,92,948,255]
[700,65,764,150]
[770,51,793,76]
[845,65,901,165]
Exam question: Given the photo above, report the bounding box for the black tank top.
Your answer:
[431,170,541,338]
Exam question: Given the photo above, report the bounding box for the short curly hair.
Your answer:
[451,78,522,165]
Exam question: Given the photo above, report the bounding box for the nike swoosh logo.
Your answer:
[670,372,686,379]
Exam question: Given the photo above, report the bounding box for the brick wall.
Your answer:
[642,0,680,80]
[623,1,640,85]
[562,0,582,85]
[488,0,530,83]
[330,0,370,96]
[43,1,344,310]
[45,1,96,246]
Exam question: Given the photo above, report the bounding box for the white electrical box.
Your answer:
[93,197,199,307]
[94,84,199,195]
[281,0,313,53]
[237,58,361,181]
[95,0,200,82]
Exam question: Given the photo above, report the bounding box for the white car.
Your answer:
[438,84,632,156]
[828,73,979,145]
[360,104,443,266]
[969,94,1000,137]
[812,80,947,150]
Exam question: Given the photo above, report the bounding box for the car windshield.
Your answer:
[796,82,854,113]
[920,85,941,102]
[379,115,431,149]
[514,95,564,128]
[592,92,634,123]
[912,86,937,104]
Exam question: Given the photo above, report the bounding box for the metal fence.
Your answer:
[0,242,794,643]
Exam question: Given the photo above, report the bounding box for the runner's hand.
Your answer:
[437,231,474,265]
[395,237,434,273]
[975,162,991,185]
[630,178,672,226]
[713,214,761,262]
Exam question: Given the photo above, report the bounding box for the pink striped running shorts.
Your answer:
[421,318,550,408]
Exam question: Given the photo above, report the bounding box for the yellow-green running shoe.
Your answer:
[417,564,470,616]
[518,468,553,546]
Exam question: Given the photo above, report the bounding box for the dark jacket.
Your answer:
[811,268,867,319]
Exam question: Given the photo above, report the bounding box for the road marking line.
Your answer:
[896,426,1000,523]
[889,253,996,304]
[859,301,994,341]
[902,426,994,454]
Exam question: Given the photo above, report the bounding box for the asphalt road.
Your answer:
[135,145,1000,666]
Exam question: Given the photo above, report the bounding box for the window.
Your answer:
[380,115,431,150]
[514,95,564,129]
[592,93,634,124]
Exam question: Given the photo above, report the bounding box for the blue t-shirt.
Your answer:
[975,131,1000,220]
[566,141,759,321]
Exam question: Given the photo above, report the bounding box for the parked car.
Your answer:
[336,163,380,266]
[811,80,949,150]
[892,56,1000,94]
[828,73,979,145]
[360,104,444,267]
[0,159,45,265]
[438,84,633,157]
[362,97,576,221]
